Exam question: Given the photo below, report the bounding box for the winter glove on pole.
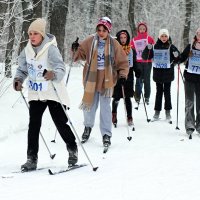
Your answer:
[71,37,79,52]
[147,44,153,50]
[43,69,55,80]
[173,51,179,58]
[13,79,23,91]
[118,77,126,86]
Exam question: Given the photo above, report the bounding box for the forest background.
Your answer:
[0,0,198,79]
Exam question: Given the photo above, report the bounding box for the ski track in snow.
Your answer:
[1,65,200,200]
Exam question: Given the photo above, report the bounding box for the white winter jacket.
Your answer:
[15,34,70,106]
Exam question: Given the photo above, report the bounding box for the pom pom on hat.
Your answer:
[159,29,169,39]
[28,18,46,37]
[96,16,112,32]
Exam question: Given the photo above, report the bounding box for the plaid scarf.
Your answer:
[79,34,114,111]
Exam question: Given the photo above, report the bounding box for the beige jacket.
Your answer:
[74,34,129,92]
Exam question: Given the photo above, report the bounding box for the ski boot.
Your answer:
[112,113,117,127]
[153,110,160,121]
[103,134,111,147]
[186,128,195,139]
[81,127,92,143]
[21,157,37,172]
[67,146,78,166]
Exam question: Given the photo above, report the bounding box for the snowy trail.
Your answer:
[1,66,200,200]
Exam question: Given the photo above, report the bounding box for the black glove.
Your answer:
[135,68,141,78]
[118,77,126,86]
[71,37,79,52]
[13,78,23,91]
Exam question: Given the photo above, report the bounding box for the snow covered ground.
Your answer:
[1,64,200,200]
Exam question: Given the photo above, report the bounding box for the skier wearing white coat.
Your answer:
[13,18,78,171]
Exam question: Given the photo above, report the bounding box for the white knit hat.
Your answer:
[159,29,169,39]
[196,28,200,36]
[28,18,46,37]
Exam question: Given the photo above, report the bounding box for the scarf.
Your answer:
[122,45,131,55]
[79,34,114,111]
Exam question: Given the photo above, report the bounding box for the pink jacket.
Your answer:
[130,22,155,63]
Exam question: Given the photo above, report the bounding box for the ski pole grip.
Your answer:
[43,69,47,77]
[15,81,18,88]
[75,37,79,43]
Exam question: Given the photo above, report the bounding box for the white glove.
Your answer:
[147,44,153,50]
[173,51,179,58]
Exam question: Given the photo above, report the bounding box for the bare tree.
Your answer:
[33,0,42,18]
[0,0,8,34]
[5,0,15,78]
[182,0,193,48]
[19,0,34,53]
[98,0,112,18]
[49,0,69,59]
[128,0,136,37]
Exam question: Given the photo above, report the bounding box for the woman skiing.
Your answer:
[178,28,200,137]
[130,22,155,105]
[72,17,129,148]
[112,30,140,127]
[13,18,78,171]
[142,29,179,121]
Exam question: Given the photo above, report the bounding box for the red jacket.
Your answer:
[130,22,155,63]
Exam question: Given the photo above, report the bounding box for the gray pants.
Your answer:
[185,80,200,133]
[83,92,112,137]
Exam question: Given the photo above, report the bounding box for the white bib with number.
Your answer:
[27,58,48,91]
[153,48,170,69]
[97,39,106,70]
[133,38,148,60]
[188,49,200,75]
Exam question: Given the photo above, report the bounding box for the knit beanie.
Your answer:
[28,18,46,37]
[196,28,200,36]
[159,29,169,39]
[96,17,112,32]
[137,22,147,32]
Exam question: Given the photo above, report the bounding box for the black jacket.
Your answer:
[142,38,179,83]
[113,30,138,99]
[179,44,200,83]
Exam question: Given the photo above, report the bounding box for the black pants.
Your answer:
[112,97,132,118]
[27,100,77,159]
[154,82,172,111]
[135,62,152,99]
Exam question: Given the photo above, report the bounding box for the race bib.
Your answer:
[153,49,170,69]
[27,61,48,91]
[134,39,148,60]
[188,50,200,75]
[97,40,106,70]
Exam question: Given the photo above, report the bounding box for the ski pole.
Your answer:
[176,64,180,130]
[134,78,142,110]
[179,67,185,84]
[51,129,57,143]
[65,37,79,87]
[51,39,78,143]
[141,90,151,122]
[19,90,56,159]
[12,91,24,108]
[122,86,133,141]
[50,80,98,171]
